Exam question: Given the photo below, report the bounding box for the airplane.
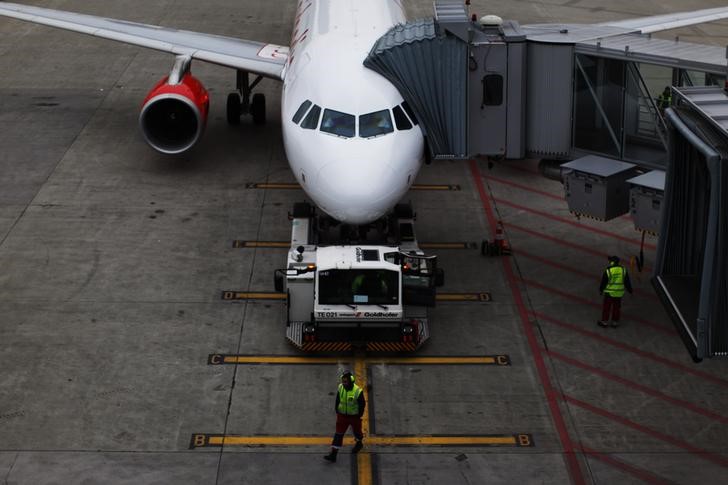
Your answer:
[2,1,728,225]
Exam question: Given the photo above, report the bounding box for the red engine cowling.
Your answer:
[139,73,210,154]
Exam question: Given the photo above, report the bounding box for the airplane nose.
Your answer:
[313,161,403,224]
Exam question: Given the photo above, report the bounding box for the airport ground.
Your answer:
[2,1,728,484]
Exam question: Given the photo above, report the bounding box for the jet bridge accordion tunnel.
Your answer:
[363,13,527,160]
[655,97,728,361]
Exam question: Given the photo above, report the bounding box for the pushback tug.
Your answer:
[275,203,444,352]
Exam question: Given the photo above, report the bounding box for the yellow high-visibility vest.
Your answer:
[605,266,626,297]
[337,384,362,415]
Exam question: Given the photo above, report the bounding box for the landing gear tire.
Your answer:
[251,92,266,125]
[226,92,241,125]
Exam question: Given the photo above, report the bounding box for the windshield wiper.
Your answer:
[377,304,388,310]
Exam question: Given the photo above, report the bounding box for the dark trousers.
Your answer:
[601,295,622,322]
[331,413,363,448]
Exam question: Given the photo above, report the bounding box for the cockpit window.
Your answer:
[392,105,412,130]
[292,100,312,124]
[301,104,321,129]
[401,101,418,125]
[359,109,394,138]
[321,109,355,138]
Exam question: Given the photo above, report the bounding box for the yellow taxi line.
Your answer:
[209,355,509,366]
[222,292,491,302]
[355,358,370,437]
[219,356,344,365]
[198,434,527,447]
[357,453,373,485]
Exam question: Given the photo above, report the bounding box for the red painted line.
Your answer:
[484,174,565,201]
[534,311,728,389]
[566,395,728,468]
[469,160,586,485]
[493,197,657,250]
[515,248,657,301]
[580,445,679,485]
[549,350,728,425]
[493,160,541,175]
[506,222,607,258]
[522,277,674,336]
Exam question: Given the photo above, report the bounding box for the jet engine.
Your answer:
[139,57,209,154]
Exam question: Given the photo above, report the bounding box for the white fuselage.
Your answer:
[281,0,424,224]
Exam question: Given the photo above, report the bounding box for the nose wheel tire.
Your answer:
[251,93,266,125]
[226,92,242,125]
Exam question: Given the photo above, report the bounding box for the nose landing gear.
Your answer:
[227,70,266,125]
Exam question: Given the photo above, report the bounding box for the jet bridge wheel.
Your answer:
[226,92,242,125]
[251,93,266,125]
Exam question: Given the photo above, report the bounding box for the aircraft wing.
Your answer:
[597,6,728,34]
[0,2,288,80]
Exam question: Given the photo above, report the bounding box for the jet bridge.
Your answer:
[365,0,728,169]
[654,86,728,361]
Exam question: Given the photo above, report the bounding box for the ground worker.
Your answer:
[598,255,633,328]
[323,371,365,462]
[351,272,388,299]
[657,86,672,113]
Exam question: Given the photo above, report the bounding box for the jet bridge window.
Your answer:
[481,74,503,106]
[301,104,321,129]
[359,109,394,138]
[321,109,355,138]
[292,100,312,124]
[318,269,399,305]
[392,105,412,130]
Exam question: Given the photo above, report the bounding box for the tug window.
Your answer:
[319,269,399,305]
[321,109,355,138]
[292,100,312,124]
[359,109,394,138]
[301,104,322,129]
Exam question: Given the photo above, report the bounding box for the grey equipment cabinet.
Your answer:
[561,155,639,221]
[627,170,665,234]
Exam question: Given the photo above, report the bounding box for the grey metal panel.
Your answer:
[468,43,508,156]
[627,170,665,190]
[576,35,727,76]
[433,0,470,41]
[629,185,663,234]
[523,24,633,43]
[433,0,469,22]
[526,43,574,158]
[628,168,665,234]
[506,41,527,159]
[365,18,468,158]
[561,155,636,177]
[673,86,728,134]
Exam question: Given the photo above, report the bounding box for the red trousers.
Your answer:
[601,295,622,322]
[331,413,362,448]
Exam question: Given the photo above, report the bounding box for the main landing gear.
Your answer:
[227,70,266,125]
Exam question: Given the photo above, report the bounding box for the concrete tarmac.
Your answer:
[2,1,728,484]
